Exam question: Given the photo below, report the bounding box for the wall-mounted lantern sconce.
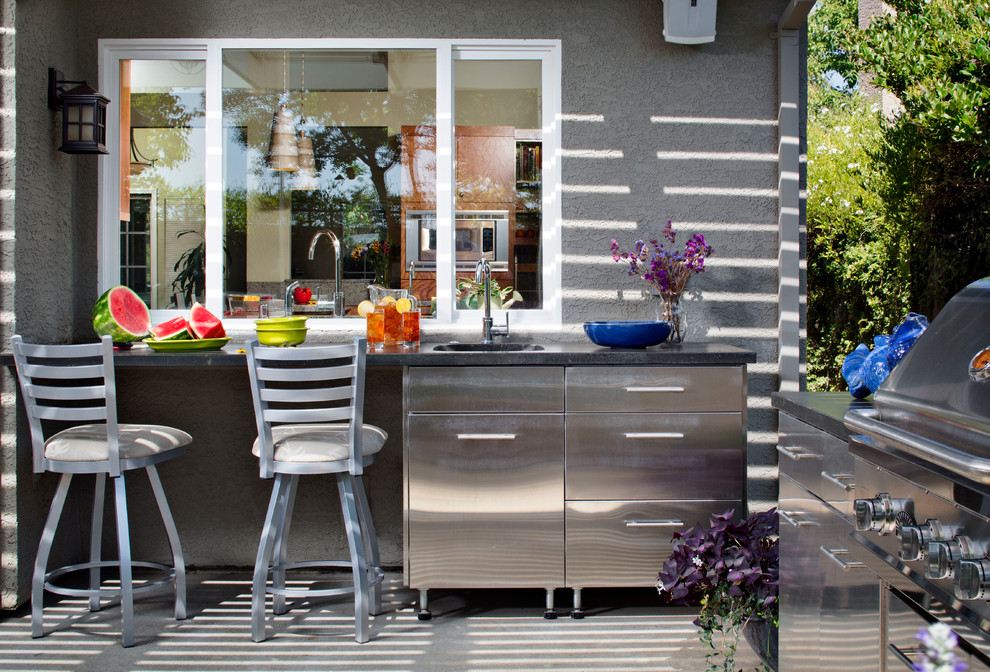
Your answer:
[662,0,718,44]
[47,67,110,154]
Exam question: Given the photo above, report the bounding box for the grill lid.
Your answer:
[845,278,990,481]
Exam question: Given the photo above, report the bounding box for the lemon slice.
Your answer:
[379,296,397,305]
[357,300,376,318]
[394,297,412,314]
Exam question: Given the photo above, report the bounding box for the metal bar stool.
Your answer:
[10,335,191,647]
[245,337,385,643]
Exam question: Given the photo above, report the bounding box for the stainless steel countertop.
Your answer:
[772,390,874,440]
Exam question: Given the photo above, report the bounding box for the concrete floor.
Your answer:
[0,571,765,672]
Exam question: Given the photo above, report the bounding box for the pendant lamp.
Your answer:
[292,53,318,189]
[268,52,298,172]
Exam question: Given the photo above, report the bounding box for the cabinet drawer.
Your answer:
[565,366,744,413]
[406,366,564,413]
[565,412,743,500]
[565,500,739,587]
[406,413,564,588]
[778,414,856,517]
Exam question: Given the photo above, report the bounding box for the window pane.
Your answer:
[452,59,543,311]
[221,49,436,317]
[121,59,207,309]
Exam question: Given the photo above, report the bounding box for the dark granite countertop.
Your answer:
[772,391,874,440]
[3,341,757,368]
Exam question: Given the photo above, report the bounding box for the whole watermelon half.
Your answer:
[92,286,152,342]
[188,302,226,339]
[149,316,192,341]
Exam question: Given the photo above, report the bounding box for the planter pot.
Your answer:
[743,617,778,671]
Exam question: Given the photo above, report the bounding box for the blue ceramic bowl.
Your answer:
[583,320,673,348]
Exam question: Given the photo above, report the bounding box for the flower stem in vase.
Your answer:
[661,294,686,343]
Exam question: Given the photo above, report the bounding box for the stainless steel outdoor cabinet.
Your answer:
[404,363,747,619]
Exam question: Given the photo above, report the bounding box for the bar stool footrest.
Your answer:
[44,560,176,599]
[265,560,384,599]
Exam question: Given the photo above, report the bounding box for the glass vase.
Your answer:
[658,294,686,343]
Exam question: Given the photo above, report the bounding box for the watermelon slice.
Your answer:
[188,302,226,339]
[92,286,152,342]
[149,316,192,341]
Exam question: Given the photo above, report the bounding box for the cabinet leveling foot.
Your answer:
[417,589,432,620]
[544,588,557,619]
[571,587,584,618]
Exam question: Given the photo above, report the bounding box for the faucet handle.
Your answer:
[492,313,510,338]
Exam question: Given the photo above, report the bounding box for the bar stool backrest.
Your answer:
[11,335,121,476]
[244,338,367,479]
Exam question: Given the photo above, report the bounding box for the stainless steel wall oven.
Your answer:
[405,210,509,272]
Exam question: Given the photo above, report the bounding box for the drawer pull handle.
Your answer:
[887,643,922,669]
[625,519,684,528]
[625,386,685,393]
[821,471,855,491]
[777,445,822,460]
[820,546,866,571]
[624,432,685,440]
[779,510,818,527]
[456,433,517,440]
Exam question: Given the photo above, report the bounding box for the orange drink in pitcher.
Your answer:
[367,285,408,347]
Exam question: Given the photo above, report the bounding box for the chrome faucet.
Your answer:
[308,230,345,317]
[284,280,300,316]
[475,257,509,344]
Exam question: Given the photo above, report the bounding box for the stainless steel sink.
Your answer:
[432,343,546,352]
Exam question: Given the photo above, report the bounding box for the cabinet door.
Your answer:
[454,127,515,207]
[565,412,743,501]
[406,413,564,589]
[779,475,824,670]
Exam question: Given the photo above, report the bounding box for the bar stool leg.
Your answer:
[272,474,299,615]
[112,474,135,648]
[146,465,186,620]
[32,473,73,639]
[88,473,106,612]
[338,473,370,643]
[253,474,290,642]
[354,475,382,615]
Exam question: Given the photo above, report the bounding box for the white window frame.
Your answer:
[99,38,562,330]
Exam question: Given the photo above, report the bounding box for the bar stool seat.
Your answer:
[10,335,190,648]
[251,424,386,463]
[245,337,385,643]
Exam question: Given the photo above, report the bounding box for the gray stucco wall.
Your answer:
[5,0,797,607]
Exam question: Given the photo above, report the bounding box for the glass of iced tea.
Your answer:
[403,309,420,347]
[382,301,403,345]
[366,307,385,350]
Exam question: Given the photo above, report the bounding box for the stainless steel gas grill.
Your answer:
[845,277,990,670]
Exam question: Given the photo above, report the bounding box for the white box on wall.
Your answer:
[662,0,717,44]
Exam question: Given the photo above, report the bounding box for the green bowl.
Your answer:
[256,327,309,347]
[255,316,307,330]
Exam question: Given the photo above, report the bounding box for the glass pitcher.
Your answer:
[368,285,408,346]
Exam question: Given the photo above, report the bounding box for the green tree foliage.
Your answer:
[805,0,990,390]
[807,0,859,93]
[854,0,990,316]
[807,91,911,390]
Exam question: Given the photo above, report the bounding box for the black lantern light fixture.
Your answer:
[48,67,110,155]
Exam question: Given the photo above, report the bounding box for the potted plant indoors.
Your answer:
[656,508,779,672]
[455,277,522,310]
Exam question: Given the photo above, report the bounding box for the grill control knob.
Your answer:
[854,494,915,536]
[898,520,949,562]
[955,558,990,600]
[927,536,979,580]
